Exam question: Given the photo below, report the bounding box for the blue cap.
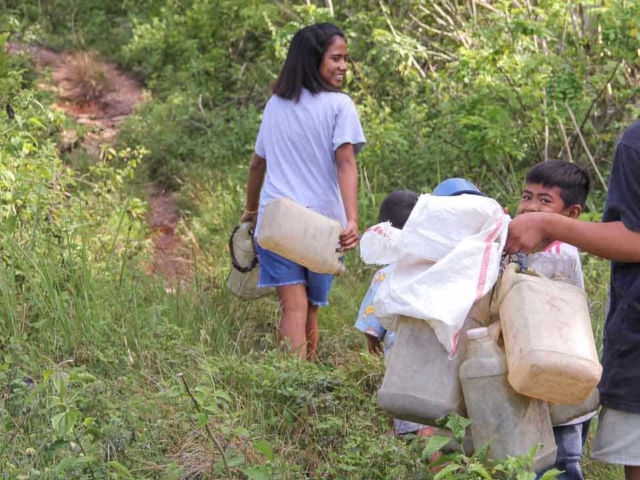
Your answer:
[432,178,484,197]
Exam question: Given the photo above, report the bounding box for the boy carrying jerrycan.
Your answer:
[506,160,599,480]
[508,121,640,480]
[359,173,602,477]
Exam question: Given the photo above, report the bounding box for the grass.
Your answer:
[0,11,626,477]
[54,51,113,105]
[0,162,624,479]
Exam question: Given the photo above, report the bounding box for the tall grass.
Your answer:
[0,159,621,479]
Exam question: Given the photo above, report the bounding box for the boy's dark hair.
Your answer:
[273,23,345,102]
[378,190,419,229]
[526,160,590,208]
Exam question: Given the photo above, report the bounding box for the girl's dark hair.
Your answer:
[273,23,345,101]
[526,160,590,208]
[378,190,420,229]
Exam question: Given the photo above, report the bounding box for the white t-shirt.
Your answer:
[254,89,366,235]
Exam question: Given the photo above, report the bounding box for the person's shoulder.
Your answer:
[335,91,357,108]
[314,90,356,108]
[264,94,284,110]
[619,121,640,151]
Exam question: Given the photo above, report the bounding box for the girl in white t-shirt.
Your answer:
[240,23,366,360]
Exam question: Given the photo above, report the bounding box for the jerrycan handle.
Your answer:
[505,253,544,278]
[514,252,528,273]
[333,247,346,276]
[229,222,259,273]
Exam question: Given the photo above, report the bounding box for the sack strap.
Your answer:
[229,224,259,273]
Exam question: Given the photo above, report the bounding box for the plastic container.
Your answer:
[257,198,345,275]
[376,315,480,426]
[498,263,602,405]
[227,222,275,300]
[468,291,492,326]
[460,327,557,471]
[527,252,578,282]
[550,388,600,426]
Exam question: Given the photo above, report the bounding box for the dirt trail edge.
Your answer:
[6,44,192,289]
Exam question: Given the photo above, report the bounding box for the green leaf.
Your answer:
[227,454,245,467]
[437,413,471,444]
[213,390,232,403]
[50,371,69,397]
[468,462,493,479]
[71,372,97,383]
[51,409,78,438]
[434,463,462,480]
[27,117,45,129]
[516,472,536,480]
[540,469,563,480]
[195,412,209,427]
[203,403,220,414]
[244,466,270,480]
[422,435,453,460]
[107,461,134,479]
[254,440,275,461]
[44,440,68,457]
[54,455,95,472]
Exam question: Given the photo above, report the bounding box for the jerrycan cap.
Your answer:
[467,327,489,340]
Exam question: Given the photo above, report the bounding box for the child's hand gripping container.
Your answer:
[257,198,345,275]
[498,262,602,405]
[227,222,275,300]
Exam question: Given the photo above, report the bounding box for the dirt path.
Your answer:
[6,43,192,288]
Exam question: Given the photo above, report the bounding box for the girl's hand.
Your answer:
[365,334,384,356]
[339,219,359,251]
[239,211,257,225]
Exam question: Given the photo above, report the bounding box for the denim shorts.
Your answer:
[256,245,334,306]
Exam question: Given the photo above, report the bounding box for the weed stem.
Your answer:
[177,373,231,478]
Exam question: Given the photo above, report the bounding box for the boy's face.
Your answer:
[517,183,581,218]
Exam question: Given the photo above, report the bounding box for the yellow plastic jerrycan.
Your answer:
[498,263,602,405]
[257,198,345,275]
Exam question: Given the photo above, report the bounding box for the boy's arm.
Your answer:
[507,215,640,262]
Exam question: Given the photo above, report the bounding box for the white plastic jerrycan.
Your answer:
[227,222,275,300]
[550,388,600,426]
[460,327,557,471]
[257,198,345,275]
[376,315,480,426]
[498,263,602,405]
